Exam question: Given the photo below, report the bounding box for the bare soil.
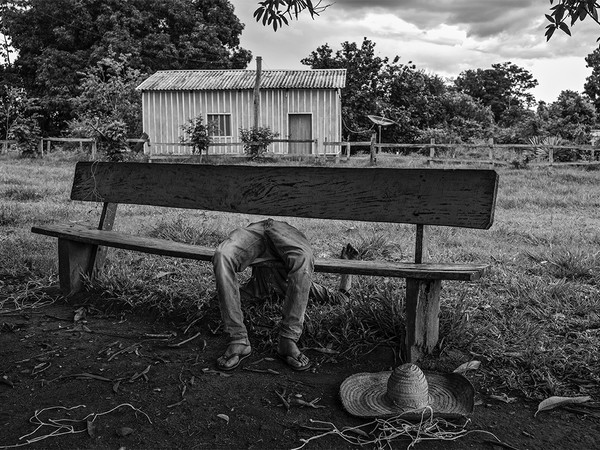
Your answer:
[1,289,599,450]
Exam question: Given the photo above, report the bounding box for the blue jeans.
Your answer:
[212,219,314,345]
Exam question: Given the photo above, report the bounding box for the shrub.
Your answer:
[180,116,212,155]
[239,126,278,159]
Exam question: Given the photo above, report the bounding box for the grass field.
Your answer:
[1,152,599,401]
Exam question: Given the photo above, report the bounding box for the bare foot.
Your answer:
[216,342,252,371]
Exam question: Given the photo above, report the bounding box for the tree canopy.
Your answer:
[2,0,251,133]
[454,62,538,125]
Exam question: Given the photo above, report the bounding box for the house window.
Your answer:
[207,114,232,137]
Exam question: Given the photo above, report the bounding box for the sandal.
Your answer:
[277,352,312,372]
[217,346,252,372]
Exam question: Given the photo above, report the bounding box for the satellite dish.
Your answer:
[367,115,396,126]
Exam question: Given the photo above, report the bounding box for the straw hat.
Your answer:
[339,363,475,419]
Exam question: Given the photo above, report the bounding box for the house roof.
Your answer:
[136,69,346,91]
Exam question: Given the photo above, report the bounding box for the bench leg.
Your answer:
[404,278,442,363]
[58,239,97,295]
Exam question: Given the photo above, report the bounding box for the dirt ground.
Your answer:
[1,289,599,450]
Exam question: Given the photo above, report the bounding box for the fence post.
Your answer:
[488,137,494,167]
[428,138,435,166]
[39,139,44,156]
[47,139,51,154]
[370,132,377,166]
[91,140,97,160]
[548,147,554,166]
[345,141,350,161]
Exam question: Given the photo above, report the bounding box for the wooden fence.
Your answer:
[4,135,599,167]
[323,136,600,167]
[0,140,17,154]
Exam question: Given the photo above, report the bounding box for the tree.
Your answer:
[2,0,252,134]
[454,62,538,125]
[68,53,147,160]
[301,38,413,140]
[546,90,596,143]
[584,46,600,114]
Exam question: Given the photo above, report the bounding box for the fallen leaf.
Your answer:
[73,307,86,323]
[217,413,229,424]
[116,427,134,437]
[87,420,96,438]
[113,380,121,393]
[535,396,592,417]
[453,360,481,373]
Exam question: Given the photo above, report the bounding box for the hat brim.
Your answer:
[340,370,475,419]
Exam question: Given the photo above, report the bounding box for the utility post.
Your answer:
[253,56,262,130]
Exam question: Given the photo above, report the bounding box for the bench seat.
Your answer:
[32,223,488,281]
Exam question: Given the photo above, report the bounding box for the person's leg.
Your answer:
[212,221,268,369]
[263,219,314,370]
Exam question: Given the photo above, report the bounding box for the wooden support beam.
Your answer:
[58,239,97,295]
[404,278,442,363]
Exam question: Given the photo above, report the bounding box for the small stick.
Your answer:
[168,332,202,348]
[183,316,202,334]
[166,399,186,409]
[130,365,151,382]
[243,367,280,375]
[108,342,141,361]
[275,389,290,412]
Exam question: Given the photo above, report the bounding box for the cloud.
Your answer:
[231,0,600,101]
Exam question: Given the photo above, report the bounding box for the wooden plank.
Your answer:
[31,224,488,281]
[70,162,499,229]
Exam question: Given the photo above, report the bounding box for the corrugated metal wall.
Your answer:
[142,88,342,156]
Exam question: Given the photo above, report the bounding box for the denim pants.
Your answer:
[212,219,314,345]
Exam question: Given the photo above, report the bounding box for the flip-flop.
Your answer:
[217,350,252,372]
[277,352,312,372]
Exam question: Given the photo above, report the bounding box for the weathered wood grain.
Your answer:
[32,224,488,281]
[70,162,498,229]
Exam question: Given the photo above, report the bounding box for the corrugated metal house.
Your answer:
[136,68,346,156]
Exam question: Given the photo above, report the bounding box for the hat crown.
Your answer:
[386,363,429,409]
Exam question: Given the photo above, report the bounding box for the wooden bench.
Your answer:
[31,162,498,362]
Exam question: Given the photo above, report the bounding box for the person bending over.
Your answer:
[212,218,314,372]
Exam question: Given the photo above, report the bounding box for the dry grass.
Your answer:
[1,152,599,400]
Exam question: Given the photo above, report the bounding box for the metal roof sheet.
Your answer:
[137,69,346,91]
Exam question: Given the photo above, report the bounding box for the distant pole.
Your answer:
[253,56,262,130]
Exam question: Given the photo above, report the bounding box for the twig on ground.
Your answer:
[107,342,142,361]
[129,365,151,382]
[289,397,325,409]
[168,332,203,348]
[243,367,280,375]
[166,399,186,409]
[275,388,290,412]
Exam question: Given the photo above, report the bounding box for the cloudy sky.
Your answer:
[230,0,600,104]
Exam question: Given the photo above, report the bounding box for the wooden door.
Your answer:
[288,114,312,155]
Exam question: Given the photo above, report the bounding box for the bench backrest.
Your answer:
[71,162,498,229]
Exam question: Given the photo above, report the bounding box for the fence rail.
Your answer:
[4,135,599,167]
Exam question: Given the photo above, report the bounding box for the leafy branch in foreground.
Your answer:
[545,0,600,40]
[253,0,332,31]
